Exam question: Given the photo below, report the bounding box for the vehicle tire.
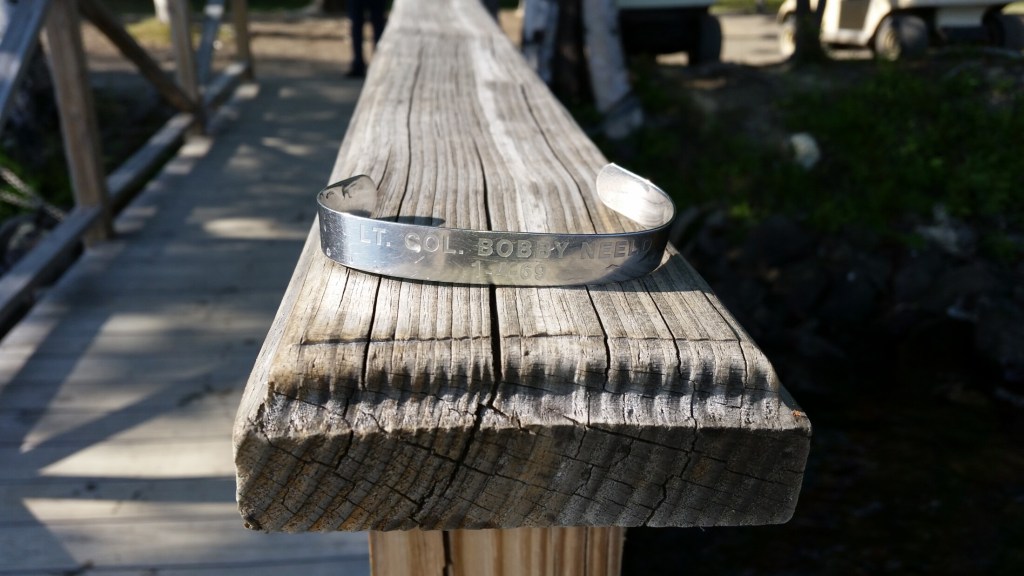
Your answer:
[689,13,722,66]
[779,13,797,58]
[987,13,1024,50]
[873,14,929,60]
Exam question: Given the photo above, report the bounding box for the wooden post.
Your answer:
[230,0,254,79]
[233,0,811,574]
[196,0,225,86]
[582,0,643,139]
[78,0,198,114]
[370,527,624,576]
[43,0,112,242]
[0,0,53,129]
[168,0,204,132]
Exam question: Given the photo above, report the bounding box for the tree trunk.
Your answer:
[790,0,828,64]
[152,0,169,23]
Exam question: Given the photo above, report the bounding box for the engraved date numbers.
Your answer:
[471,259,545,281]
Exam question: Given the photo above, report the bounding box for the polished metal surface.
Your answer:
[316,164,676,286]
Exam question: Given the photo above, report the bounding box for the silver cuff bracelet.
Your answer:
[316,164,676,286]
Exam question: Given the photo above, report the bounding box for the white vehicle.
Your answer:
[776,0,1024,59]
[616,0,723,64]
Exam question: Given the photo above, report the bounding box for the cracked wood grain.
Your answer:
[233,0,811,544]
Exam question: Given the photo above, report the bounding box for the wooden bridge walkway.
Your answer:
[0,53,371,574]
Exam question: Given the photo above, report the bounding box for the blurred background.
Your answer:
[1,1,1021,574]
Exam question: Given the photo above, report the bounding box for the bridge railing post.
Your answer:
[43,0,112,242]
[233,2,811,575]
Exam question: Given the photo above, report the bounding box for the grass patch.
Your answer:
[104,0,311,16]
[712,0,784,13]
[125,16,173,44]
[125,16,236,47]
[785,62,1023,239]
[596,56,1024,260]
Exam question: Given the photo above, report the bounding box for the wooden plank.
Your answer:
[447,528,623,576]
[196,0,226,86]
[77,0,198,113]
[0,0,52,129]
[234,0,808,539]
[368,531,447,576]
[0,207,100,333]
[0,501,369,576]
[0,328,260,369]
[0,54,363,574]
[369,525,624,576]
[108,113,196,209]
[1,298,280,347]
[202,60,250,111]
[0,348,259,386]
[0,364,249,413]
[43,0,112,243]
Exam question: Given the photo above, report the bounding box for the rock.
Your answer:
[817,265,882,329]
[915,205,977,258]
[741,214,815,268]
[794,322,847,361]
[919,263,999,319]
[712,275,766,321]
[975,296,1024,387]
[892,248,946,304]
[773,260,829,319]
[788,132,821,169]
[692,209,729,258]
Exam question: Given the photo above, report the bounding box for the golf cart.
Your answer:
[776,0,1024,59]
[616,0,723,65]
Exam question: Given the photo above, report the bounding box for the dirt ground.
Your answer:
[82,10,357,79]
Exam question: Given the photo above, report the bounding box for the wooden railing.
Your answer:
[0,0,252,332]
[233,1,811,574]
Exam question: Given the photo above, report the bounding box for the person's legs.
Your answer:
[369,0,386,45]
[348,0,367,77]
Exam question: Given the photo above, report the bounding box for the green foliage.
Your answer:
[104,1,312,15]
[596,60,810,240]
[784,62,1023,246]
[596,57,1024,260]
[712,0,785,14]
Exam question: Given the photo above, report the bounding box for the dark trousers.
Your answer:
[349,0,386,73]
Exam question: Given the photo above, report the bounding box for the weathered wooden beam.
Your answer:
[107,58,250,211]
[43,0,112,243]
[0,207,99,332]
[107,112,196,210]
[0,0,53,129]
[77,0,198,113]
[233,0,810,572]
[202,60,249,111]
